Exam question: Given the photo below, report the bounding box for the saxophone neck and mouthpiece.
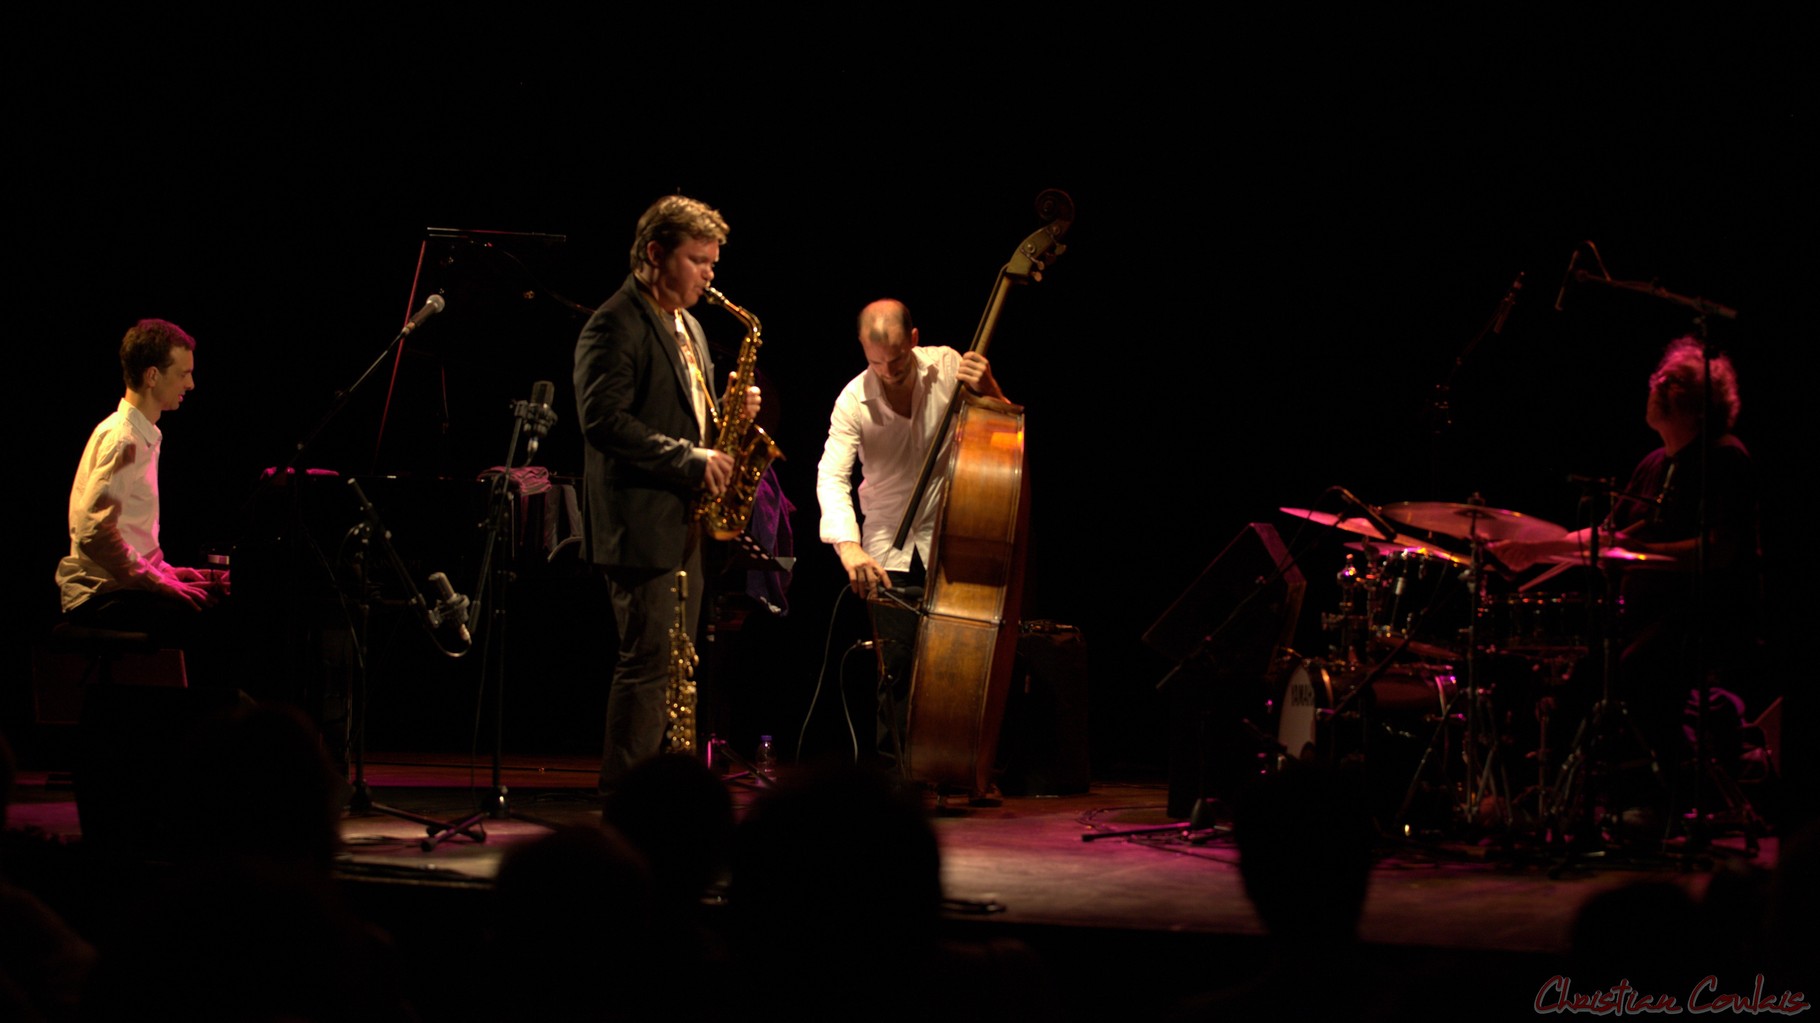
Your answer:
[703,286,760,333]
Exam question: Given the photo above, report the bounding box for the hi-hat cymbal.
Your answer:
[1543,547,1676,567]
[1383,502,1567,543]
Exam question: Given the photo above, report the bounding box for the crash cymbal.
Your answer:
[1341,540,1470,566]
[1278,507,1422,543]
[1278,507,1381,536]
[1383,502,1567,543]
[1280,508,1468,558]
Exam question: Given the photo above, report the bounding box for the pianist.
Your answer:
[55,318,228,646]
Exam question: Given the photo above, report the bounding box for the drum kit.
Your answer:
[1270,499,1673,837]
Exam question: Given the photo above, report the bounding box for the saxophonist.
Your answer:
[573,195,760,796]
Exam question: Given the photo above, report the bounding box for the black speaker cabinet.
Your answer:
[997,623,1091,796]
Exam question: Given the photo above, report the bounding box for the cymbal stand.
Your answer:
[1457,504,1515,832]
[1384,517,1512,837]
[1543,479,1666,867]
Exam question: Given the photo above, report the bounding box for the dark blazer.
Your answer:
[573,274,719,570]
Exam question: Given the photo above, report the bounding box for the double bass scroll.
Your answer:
[890,189,1073,552]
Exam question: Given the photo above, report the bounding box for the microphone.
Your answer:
[401,294,446,336]
[1552,248,1580,312]
[1332,486,1400,542]
[525,379,556,460]
[428,571,471,645]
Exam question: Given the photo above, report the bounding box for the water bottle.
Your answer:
[754,735,777,779]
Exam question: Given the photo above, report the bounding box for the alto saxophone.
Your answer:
[664,571,697,755]
[693,286,783,540]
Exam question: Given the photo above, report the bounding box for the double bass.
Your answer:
[893,191,1073,798]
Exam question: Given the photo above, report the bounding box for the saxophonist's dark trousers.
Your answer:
[601,526,703,794]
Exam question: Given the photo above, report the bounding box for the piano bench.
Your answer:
[32,622,188,725]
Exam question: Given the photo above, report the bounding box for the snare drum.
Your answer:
[1484,593,1591,654]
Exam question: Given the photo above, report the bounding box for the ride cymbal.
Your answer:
[1382,502,1567,543]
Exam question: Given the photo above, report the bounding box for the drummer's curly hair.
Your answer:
[1651,336,1741,432]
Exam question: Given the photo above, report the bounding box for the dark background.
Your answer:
[11,15,1805,788]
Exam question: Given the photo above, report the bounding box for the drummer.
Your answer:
[1492,337,1761,822]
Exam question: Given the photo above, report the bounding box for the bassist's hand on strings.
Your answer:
[835,541,890,598]
[957,352,1005,401]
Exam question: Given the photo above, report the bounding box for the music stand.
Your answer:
[1146,523,1305,819]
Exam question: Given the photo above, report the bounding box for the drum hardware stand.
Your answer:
[1414,275,1529,835]
[422,384,564,851]
[340,479,487,847]
[1541,479,1670,872]
[1687,735,1763,856]
[1383,498,1519,839]
[1456,503,1516,833]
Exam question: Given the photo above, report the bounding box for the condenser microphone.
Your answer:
[401,294,446,336]
[526,379,556,460]
[428,571,471,645]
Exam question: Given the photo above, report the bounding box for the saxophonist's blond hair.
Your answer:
[629,195,729,273]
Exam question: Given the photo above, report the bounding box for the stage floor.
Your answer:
[6,753,1799,1020]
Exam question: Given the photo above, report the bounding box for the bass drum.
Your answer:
[1273,660,1335,765]
[1271,659,1461,828]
